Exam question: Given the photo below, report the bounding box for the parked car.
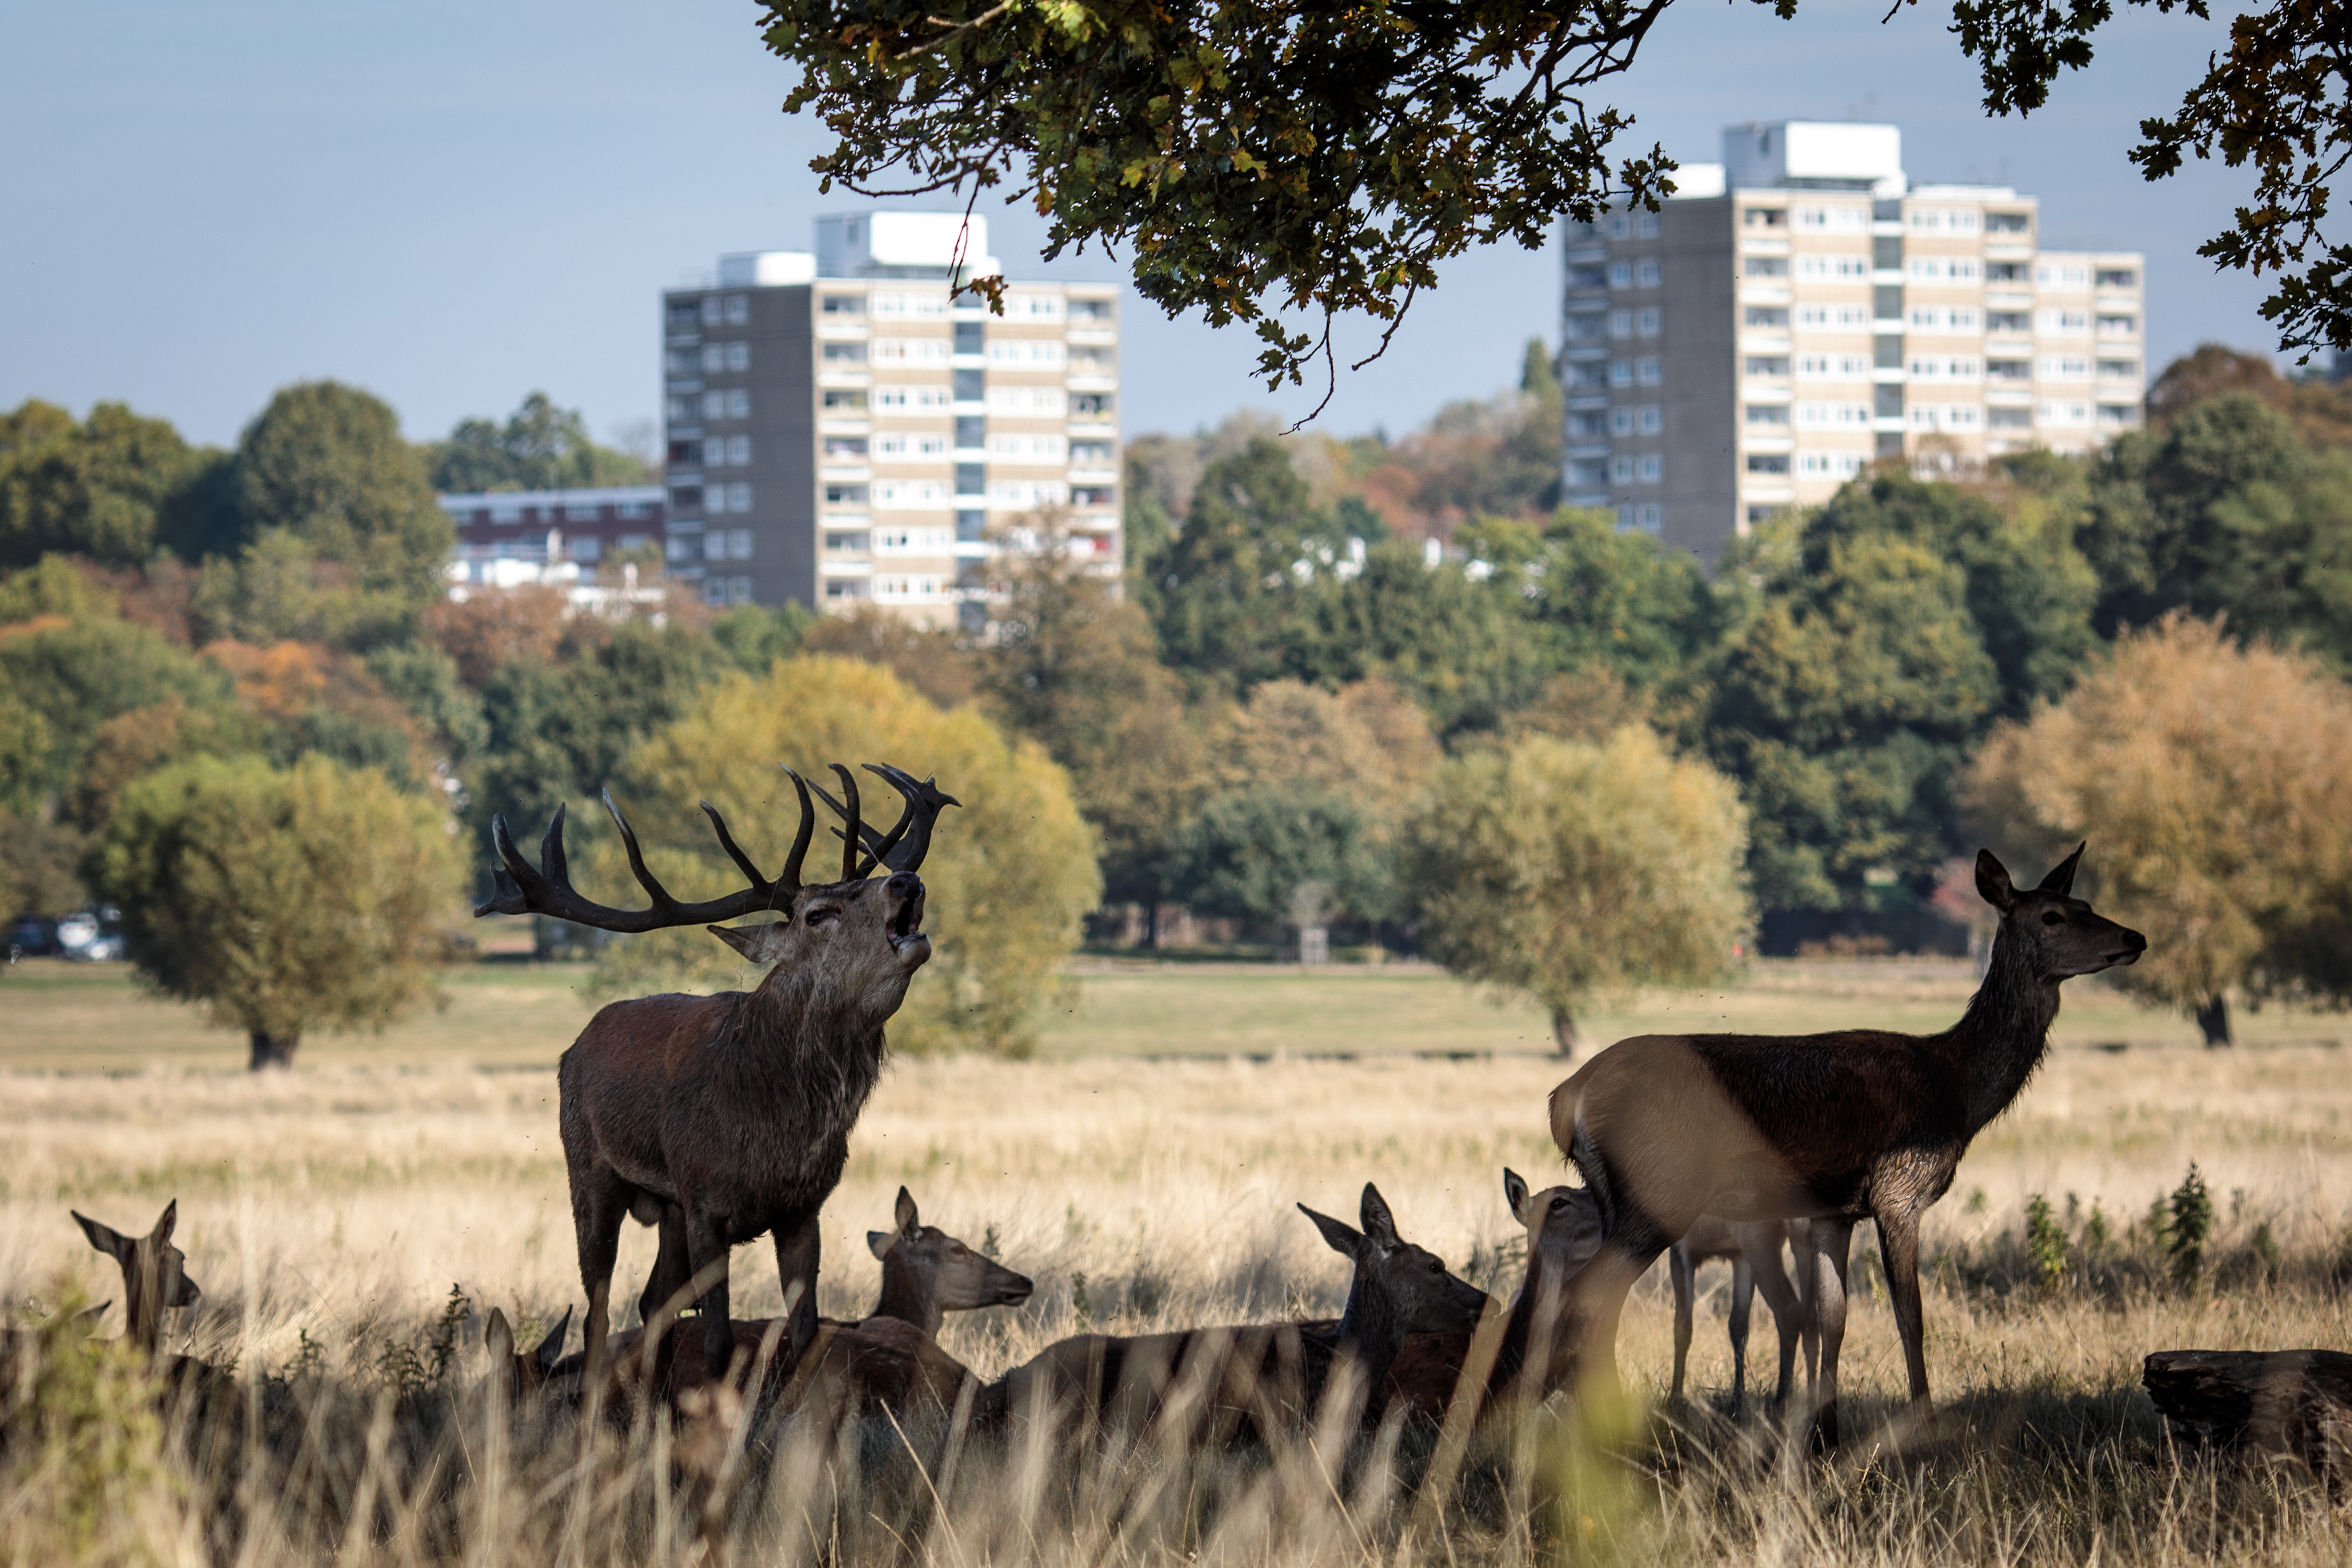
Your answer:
[8,915,62,961]
[56,907,127,963]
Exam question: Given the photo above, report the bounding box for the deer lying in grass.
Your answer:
[483,1306,572,1405]
[982,1184,1488,1445]
[564,1187,1031,1421]
[477,761,956,1399]
[72,1202,200,1358]
[1551,846,2146,1444]
[1377,1170,1605,1428]
[1668,1217,1815,1413]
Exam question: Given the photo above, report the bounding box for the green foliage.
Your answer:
[0,615,236,803]
[0,556,118,623]
[1466,508,1722,692]
[1176,784,1390,927]
[91,753,462,1065]
[426,392,653,493]
[0,399,217,569]
[1402,726,1750,1044]
[1151,435,1332,690]
[365,642,489,764]
[2024,1194,2067,1292]
[579,657,1100,1056]
[2167,1162,2214,1286]
[761,0,1671,390]
[707,601,814,675]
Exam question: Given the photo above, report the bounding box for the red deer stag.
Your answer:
[1667,1216,1814,1412]
[476,761,956,1398]
[566,1186,1030,1421]
[984,1184,1489,1445]
[1550,846,2145,1443]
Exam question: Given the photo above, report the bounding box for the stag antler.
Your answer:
[475,769,819,931]
[804,763,961,877]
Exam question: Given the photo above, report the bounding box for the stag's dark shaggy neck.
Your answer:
[1943,928,2062,1135]
[722,961,890,1138]
[871,1251,939,1336]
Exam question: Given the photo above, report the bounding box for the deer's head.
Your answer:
[485,1304,572,1403]
[1300,1184,1490,1339]
[478,761,957,1023]
[867,1186,1034,1316]
[1976,845,2147,978]
[1504,1168,1605,1283]
[73,1200,199,1353]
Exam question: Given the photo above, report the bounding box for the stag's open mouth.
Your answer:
[886,886,927,955]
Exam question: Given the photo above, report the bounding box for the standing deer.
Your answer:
[1550,846,2145,1443]
[1667,1216,1814,1412]
[476,761,957,1397]
[984,1184,1489,1445]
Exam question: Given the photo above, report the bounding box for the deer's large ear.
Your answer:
[151,1200,177,1246]
[535,1306,572,1372]
[1975,849,2018,913]
[2039,842,2086,896]
[1298,1204,1362,1261]
[1504,1168,1531,1225]
[485,1307,515,1364]
[73,1211,131,1264]
[1360,1184,1399,1245]
[866,1230,894,1260]
[894,1186,919,1237]
[706,921,787,963]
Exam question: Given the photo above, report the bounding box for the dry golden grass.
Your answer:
[5,957,2352,1564]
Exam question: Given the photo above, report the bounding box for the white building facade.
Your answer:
[661,214,1121,625]
[1562,121,2146,562]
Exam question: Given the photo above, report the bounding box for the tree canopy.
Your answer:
[92,753,463,1068]
[759,0,2352,388]
[426,392,653,493]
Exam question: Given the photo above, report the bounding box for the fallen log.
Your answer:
[2143,1350,2352,1476]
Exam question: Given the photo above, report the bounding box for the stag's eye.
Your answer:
[2041,911,2064,927]
[807,907,840,927]
[1427,1261,1444,1275]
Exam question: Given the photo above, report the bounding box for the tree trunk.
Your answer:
[249,1030,300,1071]
[1551,1007,1580,1059]
[2195,994,2233,1048]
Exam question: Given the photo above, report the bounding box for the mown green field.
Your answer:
[3,951,2341,1072]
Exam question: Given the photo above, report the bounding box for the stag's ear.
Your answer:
[1360,1183,1399,1245]
[894,1186,919,1237]
[1504,1168,1531,1225]
[1975,849,2018,913]
[866,1230,894,1260]
[485,1308,515,1364]
[73,1211,131,1264]
[1298,1204,1363,1261]
[151,1200,177,1246]
[74,1300,110,1331]
[535,1306,572,1372]
[2039,842,2086,896]
[706,921,788,963]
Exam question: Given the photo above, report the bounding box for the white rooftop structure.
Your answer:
[1723,121,1907,197]
[814,211,1001,280]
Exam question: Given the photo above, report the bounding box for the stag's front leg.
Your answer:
[773,1215,822,1367]
[685,1210,736,1388]
[1876,1208,1933,1413]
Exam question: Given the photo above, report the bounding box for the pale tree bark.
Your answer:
[1551,1007,1580,1059]
[249,1030,301,1071]
[2195,994,2233,1049]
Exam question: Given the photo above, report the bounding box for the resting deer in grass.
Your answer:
[73,1202,200,1358]
[1550,846,2145,1443]
[476,761,957,1399]
[1379,1170,1605,1427]
[984,1184,1488,1445]
[570,1186,1032,1419]
[483,1306,572,1405]
[1668,1216,1814,1413]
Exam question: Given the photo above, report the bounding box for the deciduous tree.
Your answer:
[92,753,462,1069]
[1403,726,1750,1056]
[1967,614,2352,1046]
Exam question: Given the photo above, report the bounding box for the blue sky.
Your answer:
[0,0,2278,451]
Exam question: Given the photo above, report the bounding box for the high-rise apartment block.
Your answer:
[661,213,1121,623]
[1562,121,2146,561]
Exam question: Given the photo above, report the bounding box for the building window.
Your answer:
[618,499,652,518]
[669,485,702,514]
[725,296,749,325]
[727,435,751,464]
[1636,260,1662,287]
[954,368,986,402]
[1610,360,1634,388]
[726,483,751,512]
[957,509,987,542]
[565,503,602,522]
[701,297,723,326]
[729,528,753,558]
[1609,262,1632,289]
[1610,456,1635,483]
[1069,296,1113,321]
[1636,307,1662,337]
[1745,356,1790,379]
[1746,453,1790,475]
[1609,309,1633,339]
[1744,256,1788,279]
[1636,357,1662,386]
[1986,311,2031,333]
[821,293,866,315]
[1988,406,2034,430]
[824,436,869,457]
[1987,262,2029,283]
[823,342,867,362]
[2098,358,2140,380]
[1069,392,1113,416]
[1988,359,2032,382]
[1607,212,1632,239]
[2096,268,2138,289]
[1616,503,1663,533]
[1743,206,1786,228]
[2098,403,2140,428]
[824,485,870,506]
[1638,454,1662,483]
[955,463,985,497]
[1745,403,1790,427]
[1745,307,1789,328]
[1638,405,1663,434]
[1637,212,1660,238]
[2097,314,2138,337]
[702,390,750,420]
[955,415,987,449]
[953,320,984,354]
[825,579,866,600]
[1986,211,2031,234]
[822,389,867,412]
[1610,406,1635,435]
[568,535,602,562]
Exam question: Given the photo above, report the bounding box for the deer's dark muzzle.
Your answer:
[885,872,929,961]
[2108,927,2148,965]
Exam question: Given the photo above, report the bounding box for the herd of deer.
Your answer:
[35,759,2152,1468]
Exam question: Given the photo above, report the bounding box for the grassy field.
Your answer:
[5,955,2352,1563]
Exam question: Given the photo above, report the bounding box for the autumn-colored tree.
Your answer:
[1403,726,1751,1056]
[423,585,574,687]
[572,655,1099,1056]
[92,753,463,1069]
[1967,614,2352,1046]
